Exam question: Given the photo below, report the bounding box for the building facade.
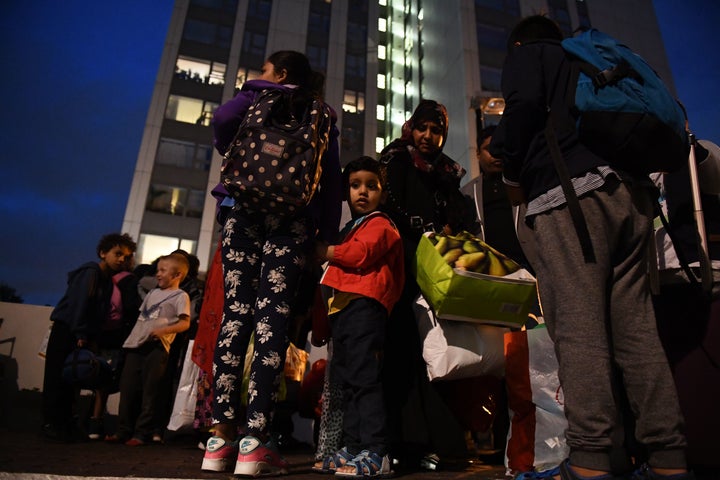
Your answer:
[121,0,674,271]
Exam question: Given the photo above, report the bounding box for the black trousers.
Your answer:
[42,321,78,429]
[330,297,388,456]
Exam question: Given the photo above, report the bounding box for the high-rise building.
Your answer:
[122,0,674,271]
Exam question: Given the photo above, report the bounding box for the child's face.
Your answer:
[348,170,384,217]
[100,245,132,273]
[155,259,180,289]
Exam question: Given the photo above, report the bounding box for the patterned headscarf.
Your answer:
[388,100,464,180]
[400,99,450,149]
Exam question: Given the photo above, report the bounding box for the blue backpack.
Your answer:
[560,29,689,174]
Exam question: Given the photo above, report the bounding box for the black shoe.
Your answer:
[41,423,73,443]
[88,417,104,440]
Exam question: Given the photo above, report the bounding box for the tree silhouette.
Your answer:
[0,282,24,303]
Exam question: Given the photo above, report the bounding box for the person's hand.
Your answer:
[315,241,329,262]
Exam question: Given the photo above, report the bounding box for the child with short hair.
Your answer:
[108,252,191,445]
[313,156,405,477]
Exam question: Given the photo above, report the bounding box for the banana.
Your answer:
[446,236,464,250]
[455,251,487,270]
[486,251,508,276]
[462,240,482,253]
[442,248,464,265]
[434,236,448,255]
[501,257,520,274]
[473,256,490,274]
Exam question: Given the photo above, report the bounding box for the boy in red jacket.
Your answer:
[314,156,404,477]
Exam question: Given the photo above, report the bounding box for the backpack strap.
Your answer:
[544,112,596,263]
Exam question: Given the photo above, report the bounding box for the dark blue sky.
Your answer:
[1,1,719,306]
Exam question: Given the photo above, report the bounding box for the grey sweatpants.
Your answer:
[531,176,687,472]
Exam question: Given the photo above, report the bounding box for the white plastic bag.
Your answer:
[504,327,568,475]
[167,340,199,431]
[414,293,507,381]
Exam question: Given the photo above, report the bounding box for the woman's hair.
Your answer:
[267,50,325,99]
[506,15,563,52]
[341,156,387,200]
[267,50,326,120]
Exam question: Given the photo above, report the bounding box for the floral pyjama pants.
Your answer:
[211,209,310,438]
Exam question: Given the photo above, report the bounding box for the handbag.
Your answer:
[414,293,507,382]
[62,348,112,390]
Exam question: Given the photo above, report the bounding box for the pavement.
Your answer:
[0,390,507,480]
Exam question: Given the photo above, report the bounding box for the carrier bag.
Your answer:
[414,293,507,382]
[220,88,332,215]
[415,233,537,327]
[504,326,568,476]
[167,339,200,431]
[561,28,689,175]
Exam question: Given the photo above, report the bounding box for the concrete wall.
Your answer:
[0,301,53,392]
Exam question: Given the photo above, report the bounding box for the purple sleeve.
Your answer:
[212,90,255,154]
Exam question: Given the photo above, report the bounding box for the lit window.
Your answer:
[175,56,226,85]
[379,0,387,6]
[376,137,385,153]
[379,18,387,32]
[147,184,187,216]
[146,184,206,218]
[236,68,262,90]
[137,234,197,266]
[378,45,386,59]
[376,105,385,120]
[165,95,218,126]
[377,73,385,89]
[342,90,365,114]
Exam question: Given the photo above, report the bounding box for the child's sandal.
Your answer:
[312,447,354,474]
[334,450,393,478]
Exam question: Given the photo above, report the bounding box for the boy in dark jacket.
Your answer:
[313,156,404,477]
[42,232,136,442]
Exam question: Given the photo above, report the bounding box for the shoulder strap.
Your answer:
[544,114,596,263]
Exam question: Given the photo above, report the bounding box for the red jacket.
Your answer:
[321,212,405,314]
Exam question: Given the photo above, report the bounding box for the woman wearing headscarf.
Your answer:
[379,100,479,471]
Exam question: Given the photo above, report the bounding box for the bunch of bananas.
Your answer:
[427,231,521,277]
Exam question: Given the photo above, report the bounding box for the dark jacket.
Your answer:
[50,262,111,342]
[489,41,608,201]
[380,143,479,266]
